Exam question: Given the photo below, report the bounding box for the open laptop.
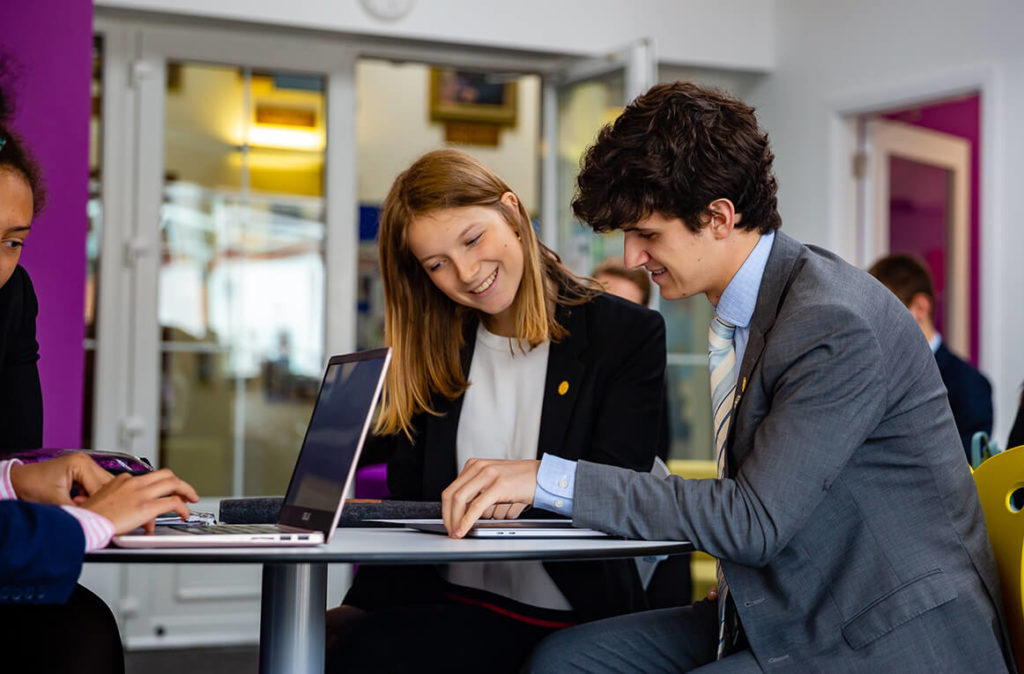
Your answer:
[383,519,610,539]
[113,348,391,548]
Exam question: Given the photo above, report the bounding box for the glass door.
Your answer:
[89,21,357,649]
[540,41,654,274]
[541,43,714,463]
[156,62,328,496]
[118,26,357,496]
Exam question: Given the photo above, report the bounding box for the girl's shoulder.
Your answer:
[577,289,663,325]
[558,291,664,353]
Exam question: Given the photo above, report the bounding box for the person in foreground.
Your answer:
[441,82,1014,672]
[868,253,993,460]
[0,88,199,674]
[326,149,667,673]
[0,454,198,674]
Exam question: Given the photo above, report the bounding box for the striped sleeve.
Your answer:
[61,506,116,552]
[0,459,22,500]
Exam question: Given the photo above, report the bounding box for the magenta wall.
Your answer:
[884,95,981,366]
[6,1,92,447]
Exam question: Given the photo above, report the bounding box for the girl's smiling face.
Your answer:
[406,192,525,337]
[0,169,32,290]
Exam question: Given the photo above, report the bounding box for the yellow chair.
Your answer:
[972,444,1024,671]
[667,460,719,603]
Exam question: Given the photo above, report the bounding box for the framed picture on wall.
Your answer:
[429,67,518,127]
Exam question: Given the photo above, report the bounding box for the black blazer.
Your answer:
[1007,388,1024,450]
[0,266,42,454]
[352,292,668,621]
[934,341,992,459]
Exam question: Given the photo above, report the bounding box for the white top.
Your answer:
[444,323,572,611]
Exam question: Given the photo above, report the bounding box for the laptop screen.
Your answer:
[278,348,390,535]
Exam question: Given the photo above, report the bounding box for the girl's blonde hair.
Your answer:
[376,149,598,437]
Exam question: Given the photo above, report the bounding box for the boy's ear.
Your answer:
[908,292,933,322]
[707,198,739,239]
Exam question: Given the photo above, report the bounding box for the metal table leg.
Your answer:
[259,562,327,674]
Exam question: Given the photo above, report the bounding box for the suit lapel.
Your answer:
[537,303,587,460]
[726,232,804,470]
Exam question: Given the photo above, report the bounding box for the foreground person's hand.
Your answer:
[441,459,539,538]
[81,469,199,534]
[10,453,114,505]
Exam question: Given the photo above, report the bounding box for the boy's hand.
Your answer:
[441,459,539,538]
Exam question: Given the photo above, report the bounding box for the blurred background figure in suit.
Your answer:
[869,253,993,459]
[1008,385,1024,449]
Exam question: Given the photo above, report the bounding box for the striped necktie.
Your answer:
[708,314,737,658]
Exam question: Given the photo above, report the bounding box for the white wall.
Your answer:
[749,0,1024,441]
[659,64,764,100]
[97,0,776,71]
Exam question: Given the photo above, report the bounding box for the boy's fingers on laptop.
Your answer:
[442,458,511,533]
[443,460,540,537]
[442,458,482,533]
[484,502,527,520]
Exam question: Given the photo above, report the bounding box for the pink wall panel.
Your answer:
[6,0,92,447]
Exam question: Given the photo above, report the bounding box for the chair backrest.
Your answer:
[971,431,1003,469]
[972,444,1024,671]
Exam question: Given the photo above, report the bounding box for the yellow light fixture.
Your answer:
[246,125,324,152]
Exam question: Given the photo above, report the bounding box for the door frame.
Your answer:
[94,18,360,465]
[540,40,656,263]
[828,66,1001,372]
[863,118,971,355]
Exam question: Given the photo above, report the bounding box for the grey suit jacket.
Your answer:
[574,232,1014,671]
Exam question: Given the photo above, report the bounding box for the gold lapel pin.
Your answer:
[558,380,569,396]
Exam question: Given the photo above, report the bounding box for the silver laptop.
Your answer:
[113,348,391,548]
[383,519,610,539]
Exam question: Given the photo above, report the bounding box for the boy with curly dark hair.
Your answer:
[440,81,1013,672]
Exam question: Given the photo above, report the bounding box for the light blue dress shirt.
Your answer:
[532,231,776,515]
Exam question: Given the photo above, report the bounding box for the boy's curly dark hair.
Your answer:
[572,81,780,234]
[0,56,46,215]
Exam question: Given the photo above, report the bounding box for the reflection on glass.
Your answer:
[556,74,625,275]
[160,62,326,496]
[667,363,712,461]
[661,295,714,355]
[662,291,714,461]
[82,36,103,448]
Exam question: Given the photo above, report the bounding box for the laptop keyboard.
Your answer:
[165,524,282,535]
